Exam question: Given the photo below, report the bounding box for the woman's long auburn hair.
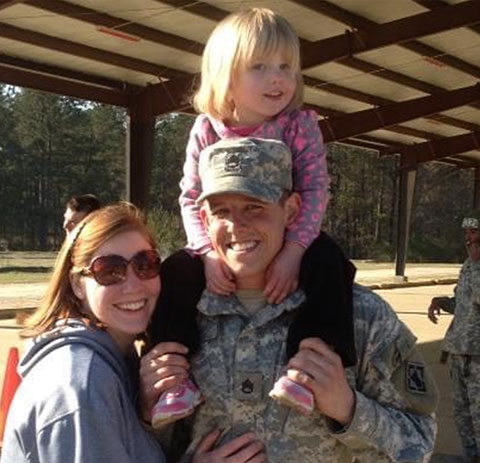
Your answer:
[22,202,158,338]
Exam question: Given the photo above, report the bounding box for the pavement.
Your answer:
[0,263,465,461]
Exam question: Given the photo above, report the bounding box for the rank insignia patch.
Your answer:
[406,362,427,394]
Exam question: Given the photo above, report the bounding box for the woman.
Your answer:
[1,202,264,463]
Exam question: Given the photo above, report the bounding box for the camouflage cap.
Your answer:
[462,209,480,229]
[197,137,292,204]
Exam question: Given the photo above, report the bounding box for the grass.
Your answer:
[0,252,462,286]
[0,251,56,284]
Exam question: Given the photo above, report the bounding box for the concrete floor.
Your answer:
[378,284,462,460]
[0,267,464,460]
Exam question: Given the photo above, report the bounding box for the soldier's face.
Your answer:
[465,227,480,252]
[201,192,299,290]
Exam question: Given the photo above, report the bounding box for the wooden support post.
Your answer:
[126,87,155,211]
[395,154,417,279]
[474,164,480,209]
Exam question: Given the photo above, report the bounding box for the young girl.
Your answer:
[150,7,356,426]
[2,203,264,463]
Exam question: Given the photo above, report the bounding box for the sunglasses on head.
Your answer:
[80,249,161,286]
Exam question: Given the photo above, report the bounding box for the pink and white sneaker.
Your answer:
[269,375,314,415]
[151,378,203,428]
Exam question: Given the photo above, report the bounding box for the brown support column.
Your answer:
[395,153,417,279]
[474,165,480,209]
[127,87,155,211]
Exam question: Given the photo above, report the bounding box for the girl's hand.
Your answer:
[139,342,190,421]
[286,338,355,426]
[193,429,265,463]
[203,250,236,295]
[264,242,305,304]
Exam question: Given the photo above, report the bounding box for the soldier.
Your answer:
[428,210,480,463]
[141,138,437,463]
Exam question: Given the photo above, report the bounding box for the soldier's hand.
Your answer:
[427,298,442,324]
[286,337,355,426]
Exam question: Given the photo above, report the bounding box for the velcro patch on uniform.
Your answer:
[406,362,427,394]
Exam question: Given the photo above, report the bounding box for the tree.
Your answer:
[3,88,126,249]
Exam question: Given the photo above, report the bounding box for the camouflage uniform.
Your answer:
[176,285,437,463]
[442,257,480,462]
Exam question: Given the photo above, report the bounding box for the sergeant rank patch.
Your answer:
[406,362,427,394]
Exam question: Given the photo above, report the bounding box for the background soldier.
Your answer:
[428,210,480,463]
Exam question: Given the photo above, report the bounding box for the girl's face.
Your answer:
[73,230,161,353]
[229,50,297,127]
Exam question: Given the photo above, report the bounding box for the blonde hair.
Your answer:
[193,8,303,121]
[23,202,157,338]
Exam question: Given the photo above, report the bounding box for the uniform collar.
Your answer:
[197,289,306,327]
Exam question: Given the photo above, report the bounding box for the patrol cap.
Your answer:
[197,137,292,204]
[462,210,480,229]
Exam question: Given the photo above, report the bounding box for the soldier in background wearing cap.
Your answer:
[428,210,480,463]
[141,138,437,463]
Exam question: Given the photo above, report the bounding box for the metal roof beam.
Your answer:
[319,83,480,142]
[305,103,439,141]
[296,0,480,78]
[0,53,125,90]
[154,0,480,111]
[0,63,130,106]
[0,22,188,79]
[23,0,203,55]
[305,75,480,132]
[411,0,480,37]
[337,57,480,111]
[400,131,480,164]
[435,158,477,169]
[0,1,22,11]
[152,0,227,22]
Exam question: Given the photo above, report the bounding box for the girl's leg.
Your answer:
[149,249,206,427]
[149,249,205,352]
[287,232,356,366]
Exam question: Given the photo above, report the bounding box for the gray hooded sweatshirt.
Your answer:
[1,320,165,463]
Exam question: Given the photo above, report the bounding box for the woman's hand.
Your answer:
[286,337,355,425]
[193,429,265,463]
[139,342,190,421]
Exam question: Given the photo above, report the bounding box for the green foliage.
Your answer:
[0,85,474,263]
[149,113,194,214]
[147,206,186,258]
[0,87,126,250]
[326,144,397,260]
[409,164,471,262]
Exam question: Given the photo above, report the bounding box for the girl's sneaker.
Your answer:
[269,375,314,415]
[151,378,203,428]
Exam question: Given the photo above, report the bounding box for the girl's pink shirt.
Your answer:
[179,109,330,253]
